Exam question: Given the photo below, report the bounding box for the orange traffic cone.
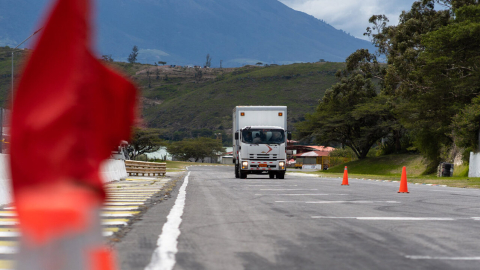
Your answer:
[398,166,409,193]
[341,166,349,186]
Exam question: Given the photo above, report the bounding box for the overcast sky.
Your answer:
[278,0,417,40]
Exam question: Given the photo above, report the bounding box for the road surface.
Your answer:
[115,166,480,270]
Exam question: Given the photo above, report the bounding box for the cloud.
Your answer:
[278,0,415,40]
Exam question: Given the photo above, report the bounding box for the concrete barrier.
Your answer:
[100,159,128,183]
[0,156,127,206]
[469,152,480,177]
[0,154,11,206]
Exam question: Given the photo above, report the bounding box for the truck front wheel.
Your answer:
[277,172,285,179]
[235,164,239,178]
[239,169,247,179]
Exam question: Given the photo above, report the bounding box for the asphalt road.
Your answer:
[117,166,480,270]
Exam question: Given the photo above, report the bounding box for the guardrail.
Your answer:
[124,160,166,176]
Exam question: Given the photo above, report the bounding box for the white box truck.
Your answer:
[233,106,291,179]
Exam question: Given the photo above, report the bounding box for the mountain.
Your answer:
[0,0,376,67]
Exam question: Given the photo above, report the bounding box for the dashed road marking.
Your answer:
[311,216,460,221]
[256,194,348,196]
[275,201,400,204]
[260,189,318,191]
[406,255,480,260]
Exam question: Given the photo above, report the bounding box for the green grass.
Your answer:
[294,154,480,189]
[143,63,343,133]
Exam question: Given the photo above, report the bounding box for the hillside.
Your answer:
[125,62,343,139]
[1,0,375,66]
[0,48,344,143]
[0,47,30,107]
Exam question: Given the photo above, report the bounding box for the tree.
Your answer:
[166,137,225,162]
[128,45,139,64]
[146,69,152,88]
[127,128,163,159]
[205,53,212,67]
[452,96,480,155]
[155,63,160,80]
[102,54,114,62]
[256,62,263,66]
[297,71,396,159]
[194,67,203,82]
[363,0,480,171]
[158,61,167,66]
[220,60,223,68]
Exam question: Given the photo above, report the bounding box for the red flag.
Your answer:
[10,0,137,243]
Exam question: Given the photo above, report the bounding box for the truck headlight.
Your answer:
[242,161,248,169]
[279,161,285,170]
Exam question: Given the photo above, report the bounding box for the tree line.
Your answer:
[297,0,480,173]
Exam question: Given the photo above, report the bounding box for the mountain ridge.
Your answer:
[0,0,376,67]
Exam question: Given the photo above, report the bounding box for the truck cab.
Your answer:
[232,106,290,179]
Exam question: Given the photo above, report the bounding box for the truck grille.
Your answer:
[249,154,278,159]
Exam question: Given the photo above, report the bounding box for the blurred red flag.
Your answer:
[10,0,137,241]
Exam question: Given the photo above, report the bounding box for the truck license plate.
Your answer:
[259,164,267,167]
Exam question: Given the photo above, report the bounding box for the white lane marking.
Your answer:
[0,232,19,237]
[0,214,15,217]
[357,217,454,221]
[103,231,114,237]
[106,199,147,202]
[102,207,140,211]
[311,216,455,221]
[104,202,144,206]
[102,221,128,226]
[306,201,401,204]
[248,185,298,187]
[406,256,480,260]
[145,172,190,270]
[0,246,17,254]
[0,221,17,226]
[101,213,135,217]
[0,231,116,238]
[256,194,347,196]
[260,189,318,191]
[275,201,400,204]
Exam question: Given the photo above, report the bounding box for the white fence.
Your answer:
[0,155,127,206]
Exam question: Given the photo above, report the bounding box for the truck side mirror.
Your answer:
[235,132,239,140]
[288,132,292,140]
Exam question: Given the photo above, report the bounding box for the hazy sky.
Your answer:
[278,0,417,40]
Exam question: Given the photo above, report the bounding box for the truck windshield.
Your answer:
[242,129,285,144]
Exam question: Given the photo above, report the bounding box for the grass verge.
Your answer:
[289,154,480,189]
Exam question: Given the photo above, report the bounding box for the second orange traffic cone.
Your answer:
[341,166,349,186]
[398,166,409,193]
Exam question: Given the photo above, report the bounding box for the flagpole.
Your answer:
[11,28,43,109]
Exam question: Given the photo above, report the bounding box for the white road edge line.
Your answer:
[406,255,480,260]
[145,171,190,270]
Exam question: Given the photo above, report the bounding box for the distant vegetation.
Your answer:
[296,0,480,173]
[0,48,343,146]
[0,46,29,107]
